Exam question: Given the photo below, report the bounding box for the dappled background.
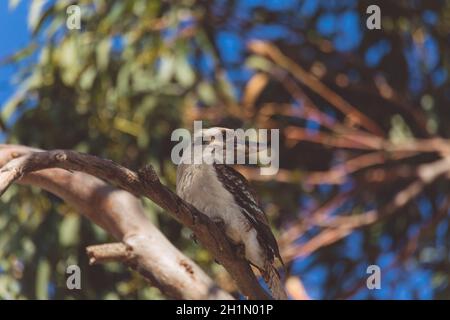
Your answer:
[0,0,449,299]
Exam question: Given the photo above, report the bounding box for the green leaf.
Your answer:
[31,2,55,36]
[59,38,80,86]
[9,0,21,10]
[0,72,39,122]
[175,55,195,88]
[1,91,24,123]
[245,55,273,72]
[79,66,97,90]
[44,15,65,39]
[99,1,125,32]
[96,39,111,71]
[59,214,80,247]
[114,117,141,137]
[197,81,216,106]
[28,0,48,32]
[135,96,157,119]
[157,56,175,84]
[132,68,154,93]
[389,114,413,144]
[35,259,50,300]
[117,64,131,95]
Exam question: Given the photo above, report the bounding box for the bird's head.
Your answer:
[192,127,265,164]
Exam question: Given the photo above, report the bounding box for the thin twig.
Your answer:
[86,243,133,265]
[248,40,385,136]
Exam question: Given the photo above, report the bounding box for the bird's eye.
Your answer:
[202,136,213,145]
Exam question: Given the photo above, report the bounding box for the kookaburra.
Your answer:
[176,127,287,300]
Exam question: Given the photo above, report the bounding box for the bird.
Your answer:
[176,127,287,300]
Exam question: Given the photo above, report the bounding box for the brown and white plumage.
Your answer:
[213,164,287,300]
[176,127,287,300]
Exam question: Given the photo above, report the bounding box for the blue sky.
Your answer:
[0,1,30,105]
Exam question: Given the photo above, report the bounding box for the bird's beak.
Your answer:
[235,139,268,156]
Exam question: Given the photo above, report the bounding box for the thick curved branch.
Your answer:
[0,145,232,300]
[0,146,270,300]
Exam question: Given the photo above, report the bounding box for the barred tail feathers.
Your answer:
[262,261,288,300]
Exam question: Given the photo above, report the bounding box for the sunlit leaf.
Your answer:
[389,114,413,144]
[157,56,175,84]
[59,214,80,247]
[175,55,195,88]
[9,0,21,10]
[59,37,81,85]
[96,38,111,71]
[28,0,48,32]
[114,117,141,137]
[245,55,273,72]
[79,66,97,90]
[35,259,50,299]
[197,81,216,105]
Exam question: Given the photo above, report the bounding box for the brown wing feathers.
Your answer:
[213,164,284,265]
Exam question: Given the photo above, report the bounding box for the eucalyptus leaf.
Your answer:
[96,38,111,71]
[59,214,80,247]
[36,259,50,300]
[197,81,216,105]
[9,0,21,10]
[175,56,195,88]
[28,0,48,32]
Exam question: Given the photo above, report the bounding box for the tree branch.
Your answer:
[86,243,133,265]
[282,157,450,261]
[0,146,271,300]
[0,144,232,300]
[248,40,385,136]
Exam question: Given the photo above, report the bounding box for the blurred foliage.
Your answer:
[1,0,449,299]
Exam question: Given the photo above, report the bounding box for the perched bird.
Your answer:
[176,127,287,300]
